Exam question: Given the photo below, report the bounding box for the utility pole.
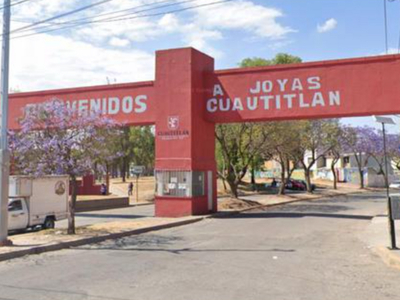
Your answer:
[374,116,397,249]
[382,122,396,249]
[0,0,11,246]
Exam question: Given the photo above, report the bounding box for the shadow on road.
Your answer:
[220,212,373,221]
[216,202,374,221]
[271,204,351,213]
[74,247,296,254]
[76,234,296,254]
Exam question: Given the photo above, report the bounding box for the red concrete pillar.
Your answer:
[154,48,217,217]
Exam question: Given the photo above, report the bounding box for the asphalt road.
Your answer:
[1,192,400,300]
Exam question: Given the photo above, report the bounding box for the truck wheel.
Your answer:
[43,217,55,229]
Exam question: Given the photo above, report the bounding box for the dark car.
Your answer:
[299,180,316,191]
[285,179,306,191]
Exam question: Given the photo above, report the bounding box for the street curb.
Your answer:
[0,217,204,262]
[373,246,400,271]
[128,202,154,207]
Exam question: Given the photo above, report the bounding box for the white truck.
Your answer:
[8,175,69,231]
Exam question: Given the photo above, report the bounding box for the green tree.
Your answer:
[324,123,343,190]
[129,126,155,174]
[217,53,303,197]
[115,127,132,182]
[216,123,270,197]
[236,53,303,194]
[291,120,340,193]
[239,57,271,67]
[262,121,303,195]
[271,53,302,65]
[239,53,302,67]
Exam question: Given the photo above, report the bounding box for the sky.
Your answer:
[4,0,400,132]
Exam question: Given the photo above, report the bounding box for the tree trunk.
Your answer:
[121,158,126,183]
[68,176,77,235]
[251,168,256,185]
[278,161,286,195]
[126,160,130,179]
[227,179,239,198]
[331,163,337,190]
[359,168,365,189]
[222,178,228,192]
[106,164,110,195]
[304,168,313,193]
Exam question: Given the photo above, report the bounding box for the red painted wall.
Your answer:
[205,54,400,123]
[69,175,102,195]
[9,81,156,129]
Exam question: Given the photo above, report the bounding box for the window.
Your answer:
[317,157,327,168]
[8,200,23,212]
[155,170,205,197]
[192,172,205,197]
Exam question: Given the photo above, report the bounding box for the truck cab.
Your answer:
[8,198,29,231]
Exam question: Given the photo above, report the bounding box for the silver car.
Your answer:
[390,181,400,189]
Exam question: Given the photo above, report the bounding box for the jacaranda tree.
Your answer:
[9,100,121,234]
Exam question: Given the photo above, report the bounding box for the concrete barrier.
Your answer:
[76,197,129,212]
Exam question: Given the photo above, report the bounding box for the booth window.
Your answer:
[155,170,205,197]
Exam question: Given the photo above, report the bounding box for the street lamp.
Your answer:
[373,115,396,249]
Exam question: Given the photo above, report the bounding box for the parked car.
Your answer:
[300,180,316,191]
[390,181,400,189]
[285,179,306,191]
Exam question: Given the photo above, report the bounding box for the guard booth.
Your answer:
[155,170,214,217]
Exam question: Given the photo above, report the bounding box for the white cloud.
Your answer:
[9,34,154,92]
[192,0,294,39]
[180,24,223,58]
[6,0,295,90]
[317,18,337,33]
[158,14,180,32]
[109,37,130,47]
[381,48,399,55]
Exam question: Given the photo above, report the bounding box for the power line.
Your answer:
[0,0,34,10]
[10,0,114,34]
[11,0,175,29]
[10,0,233,40]
[98,0,222,23]
[13,0,196,35]
[48,0,177,26]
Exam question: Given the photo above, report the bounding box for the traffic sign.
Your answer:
[130,165,145,176]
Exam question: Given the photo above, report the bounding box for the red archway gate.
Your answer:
[8,48,400,217]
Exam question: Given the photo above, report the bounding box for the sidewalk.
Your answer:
[365,214,400,270]
[0,185,369,262]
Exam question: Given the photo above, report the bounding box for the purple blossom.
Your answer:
[9,99,121,178]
